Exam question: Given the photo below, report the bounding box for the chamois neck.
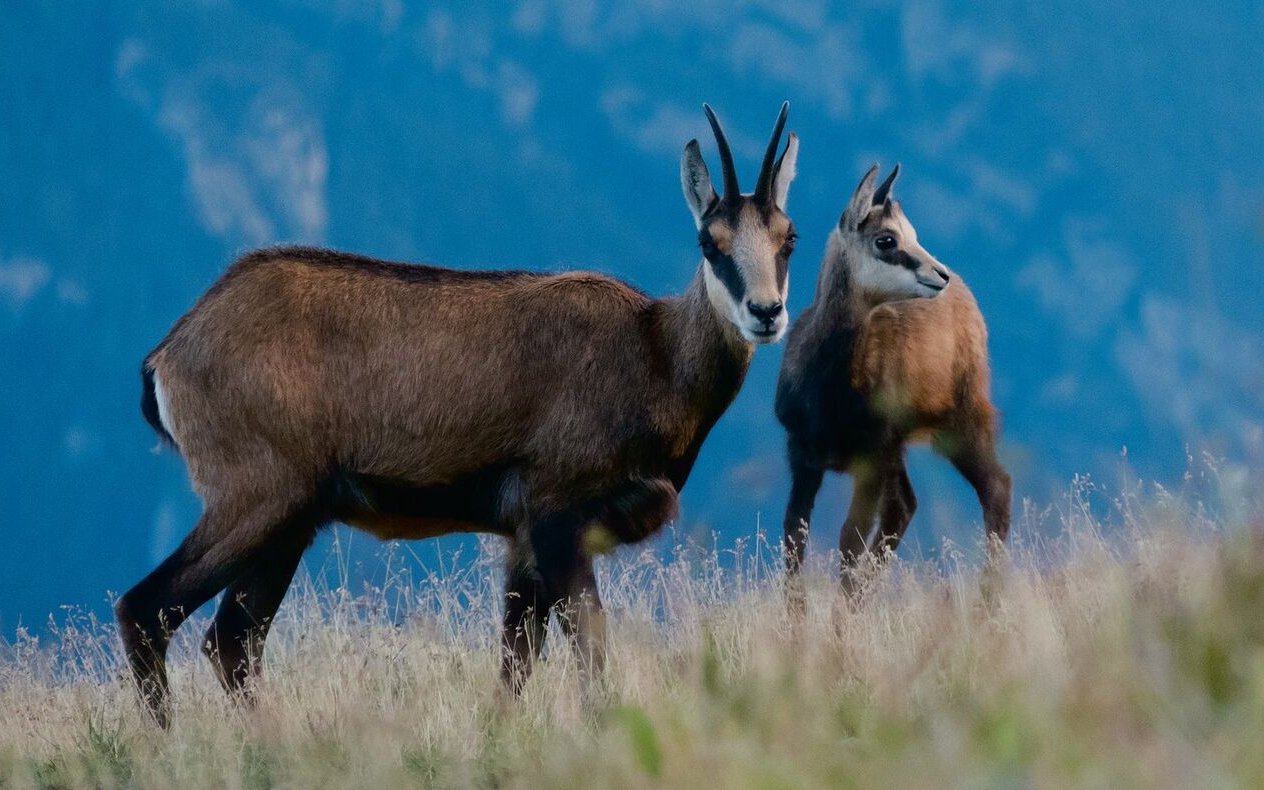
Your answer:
[660,263,753,393]
[812,243,870,328]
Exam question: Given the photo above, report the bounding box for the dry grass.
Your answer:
[4,472,1264,788]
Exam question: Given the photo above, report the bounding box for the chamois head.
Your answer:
[681,101,799,343]
[835,164,950,303]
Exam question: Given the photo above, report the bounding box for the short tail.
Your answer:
[140,363,176,448]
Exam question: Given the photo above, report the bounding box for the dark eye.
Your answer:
[784,231,797,251]
[699,237,718,258]
[874,235,897,251]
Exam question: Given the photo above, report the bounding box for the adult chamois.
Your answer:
[775,164,1009,595]
[118,103,800,726]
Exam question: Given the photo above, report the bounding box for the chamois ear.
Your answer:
[681,139,719,228]
[840,164,880,232]
[772,132,799,210]
[872,163,900,208]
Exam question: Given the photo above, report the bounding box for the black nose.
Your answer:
[747,300,784,324]
[938,269,951,285]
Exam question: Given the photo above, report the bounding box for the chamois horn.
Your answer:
[703,103,741,201]
[754,101,790,204]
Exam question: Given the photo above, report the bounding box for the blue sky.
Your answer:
[2,1,1261,632]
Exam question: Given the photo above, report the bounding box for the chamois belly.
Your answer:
[789,385,945,474]
[865,382,953,439]
[331,471,510,541]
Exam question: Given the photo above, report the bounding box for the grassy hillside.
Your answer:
[3,477,1264,788]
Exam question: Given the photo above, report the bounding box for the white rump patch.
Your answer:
[152,372,175,441]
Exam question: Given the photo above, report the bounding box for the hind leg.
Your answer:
[553,554,607,707]
[873,456,916,558]
[839,463,883,595]
[116,483,313,726]
[940,435,1012,552]
[839,463,882,564]
[499,537,550,697]
[202,524,316,699]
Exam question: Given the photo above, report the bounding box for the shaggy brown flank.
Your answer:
[116,101,797,727]
[116,245,755,725]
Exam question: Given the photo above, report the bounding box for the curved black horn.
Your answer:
[754,101,790,203]
[703,103,741,200]
[872,163,901,206]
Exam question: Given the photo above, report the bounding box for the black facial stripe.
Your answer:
[775,224,795,288]
[707,252,746,303]
[775,247,790,288]
[700,200,792,304]
[878,249,920,271]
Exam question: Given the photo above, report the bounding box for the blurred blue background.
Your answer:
[3,1,1262,633]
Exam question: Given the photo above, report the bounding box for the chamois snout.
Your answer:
[916,264,951,294]
[746,299,786,339]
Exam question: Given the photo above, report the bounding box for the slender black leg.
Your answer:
[499,509,602,696]
[783,454,825,578]
[783,451,824,617]
[499,543,550,697]
[553,554,607,707]
[202,526,314,699]
[116,492,307,727]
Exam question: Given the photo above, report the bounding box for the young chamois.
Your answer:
[775,164,1009,594]
[118,103,800,726]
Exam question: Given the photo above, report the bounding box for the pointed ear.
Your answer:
[681,139,718,228]
[772,132,798,210]
[840,164,880,232]
[872,163,900,207]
